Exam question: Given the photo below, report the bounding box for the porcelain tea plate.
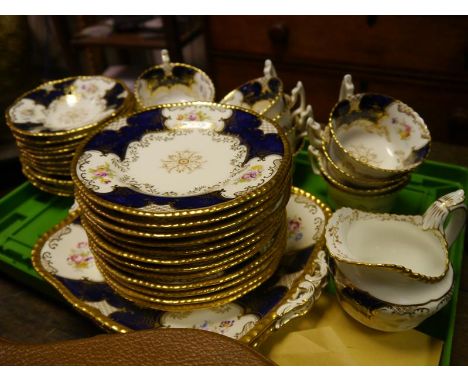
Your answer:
[31,187,330,346]
[7,76,131,137]
[73,102,290,217]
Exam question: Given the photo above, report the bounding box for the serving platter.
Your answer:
[31,187,330,345]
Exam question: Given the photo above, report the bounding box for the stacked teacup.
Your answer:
[220,59,312,156]
[308,74,431,212]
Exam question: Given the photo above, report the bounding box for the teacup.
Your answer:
[328,92,431,180]
[325,190,466,282]
[321,124,408,189]
[134,50,215,109]
[220,59,285,118]
[331,258,454,332]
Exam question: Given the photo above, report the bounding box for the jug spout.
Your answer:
[422,190,467,247]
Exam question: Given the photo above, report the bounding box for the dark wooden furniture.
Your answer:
[206,16,468,144]
[52,16,204,75]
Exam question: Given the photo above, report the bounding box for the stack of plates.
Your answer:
[6,76,134,196]
[71,102,292,311]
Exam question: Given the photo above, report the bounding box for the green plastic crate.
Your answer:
[0,152,466,365]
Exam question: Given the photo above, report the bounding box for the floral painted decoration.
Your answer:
[237,165,263,183]
[176,110,208,121]
[288,216,303,241]
[67,241,93,269]
[88,163,115,184]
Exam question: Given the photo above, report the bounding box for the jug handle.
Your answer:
[422,190,467,247]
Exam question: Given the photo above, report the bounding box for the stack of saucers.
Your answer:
[6,76,134,196]
[71,102,292,311]
[308,91,431,212]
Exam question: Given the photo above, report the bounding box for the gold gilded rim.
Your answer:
[316,150,409,196]
[100,247,282,303]
[134,62,216,110]
[6,75,134,138]
[92,217,286,292]
[221,76,284,116]
[20,158,71,177]
[95,226,285,298]
[31,188,331,339]
[327,93,431,174]
[321,125,407,188]
[77,178,290,239]
[15,139,80,154]
[332,262,455,308]
[24,176,74,197]
[81,204,286,249]
[97,233,285,310]
[85,215,279,264]
[19,151,71,169]
[19,148,76,161]
[101,254,282,312]
[81,208,284,255]
[89,224,276,277]
[22,163,73,186]
[71,101,292,219]
[74,172,291,228]
[12,130,93,146]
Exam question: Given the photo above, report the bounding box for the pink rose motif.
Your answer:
[241,170,259,181]
[188,113,198,121]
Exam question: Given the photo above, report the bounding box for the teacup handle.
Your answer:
[161,49,172,75]
[422,190,467,247]
[339,74,354,101]
[263,59,278,79]
[289,81,306,115]
[306,116,323,151]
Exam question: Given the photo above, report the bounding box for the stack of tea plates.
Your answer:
[6,76,134,197]
[71,102,292,311]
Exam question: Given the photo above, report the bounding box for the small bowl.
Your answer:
[328,93,431,180]
[331,259,454,332]
[134,50,215,109]
[220,59,285,119]
[322,124,408,189]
